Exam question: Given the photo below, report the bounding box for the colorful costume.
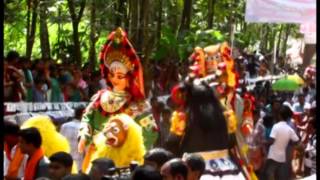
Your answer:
[168,42,256,179]
[79,28,158,171]
[91,113,146,168]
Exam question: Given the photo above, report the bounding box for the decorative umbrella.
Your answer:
[287,74,304,85]
[272,78,300,91]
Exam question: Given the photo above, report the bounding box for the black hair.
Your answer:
[144,148,175,168]
[90,158,115,174]
[49,152,73,168]
[18,127,42,148]
[162,108,172,115]
[62,173,90,180]
[131,165,162,180]
[74,107,85,119]
[34,72,47,85]
[7,50,20,61]
[263,114,274,128]
[184,154,205,174]
[253,108,260,117]
[279,105,293,121]
[4,120,20,136]
[173,82,229,153]
[186,83,227,132]
[168,159,188,179]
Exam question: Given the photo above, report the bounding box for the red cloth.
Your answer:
[24,148,44,180]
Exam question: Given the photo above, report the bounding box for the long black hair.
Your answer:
[185,82,227,132]
[180,80,229,151]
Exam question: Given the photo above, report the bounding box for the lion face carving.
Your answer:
[103,118,128,147]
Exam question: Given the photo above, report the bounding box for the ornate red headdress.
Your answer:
[99,27,145,100]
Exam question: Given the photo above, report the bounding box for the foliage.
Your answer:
[4,0,301,67]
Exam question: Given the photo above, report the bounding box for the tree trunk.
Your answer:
[302,44,316,69]
[262,25,269,52]
[207,0,214,29]
[167,0,179,33]
[72,22,81,64]
[268,26,277,53]
[115,0,126,27]
[179,0,192,34]
[156,0,162,48]
[281,24,291,56]
[26,0,38,59]
[141,0,151,62]
[136,0,144,52]
[26,0,31,57]
[39,0,51,60]
[129,0,139,47]
[276,25,283,57]
[67,0,86,64]
[89,0,97,68]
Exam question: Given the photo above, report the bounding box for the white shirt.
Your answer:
[292,102,311,114]
[60,119,83,169]
[267,121,299,163]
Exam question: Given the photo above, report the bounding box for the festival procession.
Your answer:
[3,0,316,180]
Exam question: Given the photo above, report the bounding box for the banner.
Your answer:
[300,23,316,44]
[4,102,89,113]
[245,0,316,23]
[4,102,89,125]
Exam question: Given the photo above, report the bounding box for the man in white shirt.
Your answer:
[264,105,299,180]
[60,107,85,172]
[292,93,311,114]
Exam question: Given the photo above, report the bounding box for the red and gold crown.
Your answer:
[99,27,145,100]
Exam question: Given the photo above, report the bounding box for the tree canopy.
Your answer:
[4,0,302,68]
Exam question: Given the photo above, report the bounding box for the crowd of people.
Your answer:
[4,116,205,180]
[4,45,316,180]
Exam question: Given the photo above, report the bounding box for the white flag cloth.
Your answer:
[245,0,316,23]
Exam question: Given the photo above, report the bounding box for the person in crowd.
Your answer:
[6,50,20,67]
[160,158,188,180]
[18,127,50,179]
[72,70,89,100]
[264,105,299,180]
[159,108,172,147]
[182,154,205,180]
[88,158,116,180]
[62,173,90,180]
[20,57,35,102]
[303,119,316,176]
[32,59,47,84]
[63,83,82,102]
[60,107,85,171]
[144,148,175,171]
[45,64,64,102]
[81,63,93,82]
[292,93,311,114]
[132,165,162,180]
[262,114,274,153]
[32,76,47,102]
[151,97,163,126]
[247,109,266,175]
[4,121,27,180]
[4,58,25,102]
[87,71,103,97]
[264,96,282,123]
[282,94,294,112]
[48,152,73,180]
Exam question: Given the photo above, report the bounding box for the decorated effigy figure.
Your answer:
[90,113,146,168]
[78,28,158,172]
[166,42,257,179]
